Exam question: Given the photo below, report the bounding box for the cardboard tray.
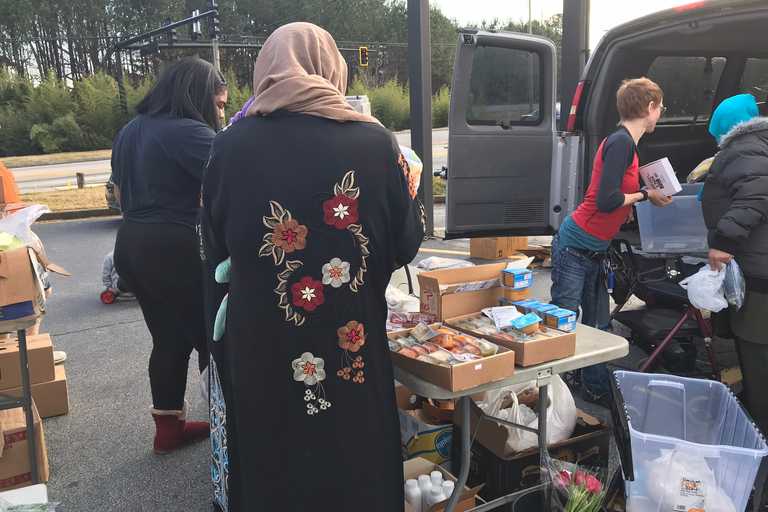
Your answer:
[388,325,515,392]
[445,313,576,367]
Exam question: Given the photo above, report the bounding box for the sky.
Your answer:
[431,0,697,49]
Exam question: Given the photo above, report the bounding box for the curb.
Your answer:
[39,209,119,222]
[36,197,445,221]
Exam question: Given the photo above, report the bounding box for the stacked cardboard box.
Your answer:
[0,334,68,419]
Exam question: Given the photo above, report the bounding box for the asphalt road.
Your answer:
[35,213,667,510]
[11,129,449,193]
[35,213,467,511]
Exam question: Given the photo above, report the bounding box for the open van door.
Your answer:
[446,30,558,239]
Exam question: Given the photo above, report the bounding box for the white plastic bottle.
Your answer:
[442,480,455,499]
[425,486,446,508]
[405,479,422,512]
[418,474,432,510]
[430,470,444,489]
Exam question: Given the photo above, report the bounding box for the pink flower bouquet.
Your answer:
[554,468,607,512]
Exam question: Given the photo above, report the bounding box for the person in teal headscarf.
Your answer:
[709,93,759,144]
[702,92,768,435]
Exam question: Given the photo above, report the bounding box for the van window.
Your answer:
[467,46,541,126]
[647,56,726,123]
[740,58,768,101]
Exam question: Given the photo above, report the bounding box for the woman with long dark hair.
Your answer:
[111,57,227,454]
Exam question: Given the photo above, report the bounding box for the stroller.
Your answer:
[607,239,719,378]
[100,251,135,304]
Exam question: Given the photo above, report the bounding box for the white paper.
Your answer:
[639,157,683,196]
[481,306,522,330]
[505,257,534,270]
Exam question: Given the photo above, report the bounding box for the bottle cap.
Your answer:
[406,479,418,488]
[442,481,455,494]
[418,474,431,484]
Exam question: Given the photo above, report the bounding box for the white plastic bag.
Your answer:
[0,204,49,257]
[479,375,577,453]
[385,285,420,313]
[645,450,736,512]
[679,265,728,312]
[416,256,474,271]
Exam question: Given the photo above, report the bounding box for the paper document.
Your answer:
[482,306,523,330]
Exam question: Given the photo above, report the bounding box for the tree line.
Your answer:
[0,0,562,156]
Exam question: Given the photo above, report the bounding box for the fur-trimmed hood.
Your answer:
[719,116,768,148]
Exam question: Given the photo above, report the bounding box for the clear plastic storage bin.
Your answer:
[614,371,768,512]
[636,183,708,253]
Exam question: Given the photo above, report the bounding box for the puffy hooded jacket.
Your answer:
[702,116,768,286]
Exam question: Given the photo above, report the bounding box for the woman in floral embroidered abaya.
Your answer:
[201,23,424,511]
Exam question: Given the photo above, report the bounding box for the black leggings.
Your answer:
[115,220,209,410]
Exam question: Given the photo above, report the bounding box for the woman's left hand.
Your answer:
[708,248,733,270]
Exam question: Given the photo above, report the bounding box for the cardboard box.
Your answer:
[452,399,610,509]
[639,157,682,196]
[389,325,516,392]
[396,385,453,465]
[419,263,508,321]
[0,334,55,391]
[404,457,482,512]
[0,403,49,491]
[470,237,528,260]
[446,313,576,367]
[501,268,532,290]
[5,366,68,419]
[0,248,43,331]
[544,309,577,333]
[502,287,530,302]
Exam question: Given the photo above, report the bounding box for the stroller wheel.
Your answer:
[100,290,116,304]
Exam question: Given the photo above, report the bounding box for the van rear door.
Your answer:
[446,30,558,239]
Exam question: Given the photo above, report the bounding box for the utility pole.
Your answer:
[210,0,221,72]
[407,0,433,237]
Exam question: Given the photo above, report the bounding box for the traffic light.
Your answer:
[210,12,220,39]
[358,46,369,68]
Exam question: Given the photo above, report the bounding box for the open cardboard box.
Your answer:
[404,457,482,512]
[0,247,69,332]
[419,262,527,321]
[445,313,576,367]
[395,384,454,465]
[389,325,515,392]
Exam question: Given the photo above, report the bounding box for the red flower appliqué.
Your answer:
[323,195,359,229]
[291,277,325,312]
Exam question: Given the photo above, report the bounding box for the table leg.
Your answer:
[538,384,549,511]
[18,330,38,484]
[446,395,471,512]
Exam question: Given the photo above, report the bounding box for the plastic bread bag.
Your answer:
[723,259,745,310]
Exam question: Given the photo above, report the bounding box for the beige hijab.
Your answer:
[246,22,381,125]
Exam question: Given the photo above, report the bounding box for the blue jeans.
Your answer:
[550,234,611,401]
